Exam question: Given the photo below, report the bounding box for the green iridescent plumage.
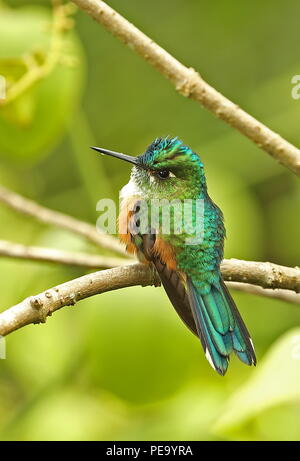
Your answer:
[94,137,256,375]
[133,137,225,290]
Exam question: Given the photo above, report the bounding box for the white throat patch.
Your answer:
[119,178,141,203]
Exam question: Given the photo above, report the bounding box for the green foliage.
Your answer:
[0,0,299,441]
[214,329,300,440]
[0,5,84,163]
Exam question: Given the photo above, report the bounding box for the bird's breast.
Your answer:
[118,179,178,270]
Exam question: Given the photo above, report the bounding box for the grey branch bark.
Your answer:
[0,185,127,256]
[71,0,300,176]
[1,260,300,336]
[221,258,300,293]
[0,264,157,336]
[0,240,129,269]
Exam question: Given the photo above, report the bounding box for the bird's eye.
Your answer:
[157,169,170,179]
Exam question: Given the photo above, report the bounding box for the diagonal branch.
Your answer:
[0,259,299,337]
[71,0,300,176]
[0,185,127,256]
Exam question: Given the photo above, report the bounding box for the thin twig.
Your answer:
[1,239,297,304]
[226,282,300,305]
[0,3,76,107]
[1,259,300,336]
[0,238,299,293]
[0,185,127,256]
[71,0,300,176]
[0,240,129,269]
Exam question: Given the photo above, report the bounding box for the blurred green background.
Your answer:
[0,0,300,441]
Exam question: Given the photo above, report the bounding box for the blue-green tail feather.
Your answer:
[187,277,256,375]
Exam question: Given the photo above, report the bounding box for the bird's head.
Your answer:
[92,137,207,200]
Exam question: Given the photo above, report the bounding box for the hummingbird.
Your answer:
[92,137,256,375]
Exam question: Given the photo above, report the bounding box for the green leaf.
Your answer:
[0,57,27,83]
[0,6,85,163]
[1,90,35,126]
[213,328,300,436]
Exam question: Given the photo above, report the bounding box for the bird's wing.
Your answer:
[137,232,198,337]
[126,201,256,375]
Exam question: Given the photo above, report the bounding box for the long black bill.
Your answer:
[91,146,139,166]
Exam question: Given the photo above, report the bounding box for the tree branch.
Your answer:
[1,238,299,293]
[0,239,128,269]
[0,185,127,256]
[221,258,300,293]
[71,0,300,176]
[226,282,300,305]
[1,259,299,336]
[0,264,157,336]
[0,3,298,338]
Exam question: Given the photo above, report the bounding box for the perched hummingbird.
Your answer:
[92,137,256,375]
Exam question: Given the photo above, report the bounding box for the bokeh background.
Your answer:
[0,0,300,441]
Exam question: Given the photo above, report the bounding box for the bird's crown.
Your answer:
[138,136,204,170]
